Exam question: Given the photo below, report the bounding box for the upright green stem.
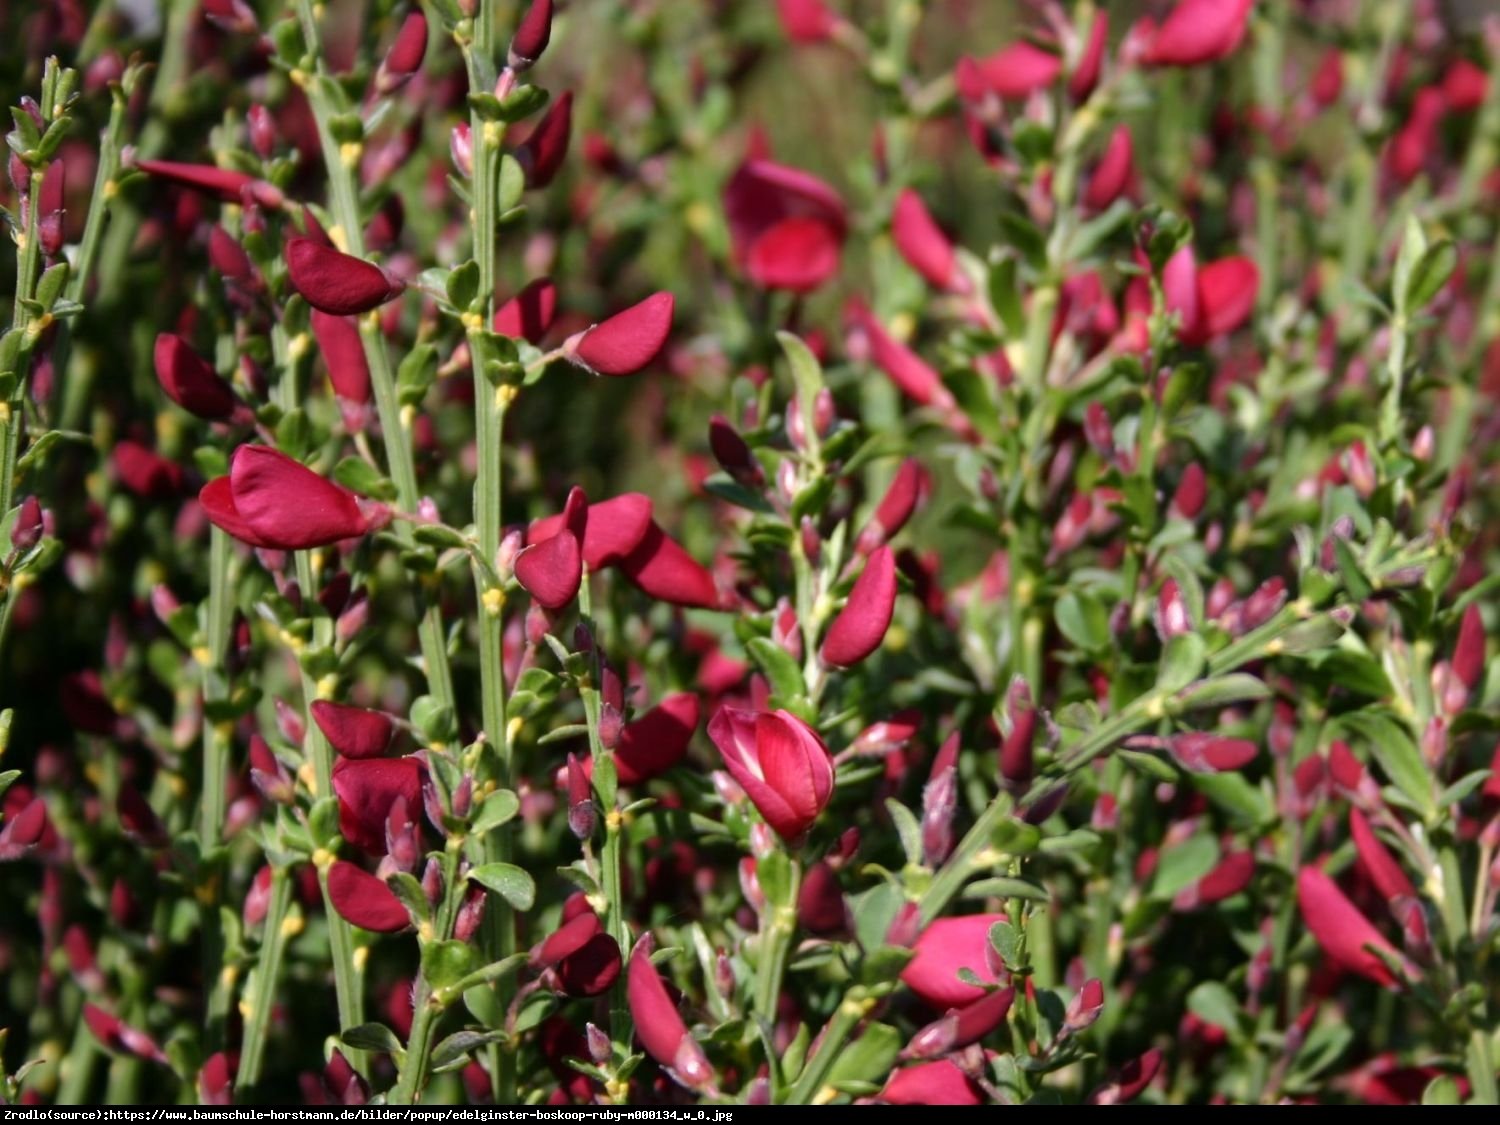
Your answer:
[753,858,802,1026]
[199,528,235,844]
[783,987,872,1104]
[237,867,293,1090]
[390,844,467,1104]
[292,0,455,714]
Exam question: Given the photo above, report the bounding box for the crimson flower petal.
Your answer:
[327,860,409,932]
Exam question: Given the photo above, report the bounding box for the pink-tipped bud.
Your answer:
[856,459,929,554]
[566,753,595,839]
[709,414,763,487]
[10,495,43,552]
[509,0,554,70]
[375,11,428,95]
[450,122,474,178]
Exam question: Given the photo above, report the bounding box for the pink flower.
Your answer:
[959,42,1062,100]
[200,446,389,550]
[1141,0,1254,68]
[617,521,721,609]
[566,292,674,376]
[821,545,897,666]
[310,310,372,417]
[528,491,652,570]
[723,159,847,292]
[83,1004,169,1065]
[531,910,622,997]
[610,693,700,785]
[1350,809,1415,902]
[285,238,404,316]
[1166,733,1258,773]
[136,159,280,207]
[1161,247,1258,346]
[626,935,715,1092]
[327,861,410,932]
[1083,126,1135,211]
[880,1060,984,1105]
[1296,866,1406,988]
[707,707,834,842]
[1089,1046,1165,1103]
[900,914,1006,1008]
[845,300,956,411]
[776,0,837,44]
[891,189,967,293]
[515,526,583,610]
[1069,10,1109,100]
[310,701,394,760]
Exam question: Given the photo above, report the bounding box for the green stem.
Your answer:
[237,866,294,1090]
[753,858,802,1027]
[1467,1028,1499,1106]
[199,527,234,845]
[292,0,455,714]
[784,988,870,1104]
[391,846,467,1104]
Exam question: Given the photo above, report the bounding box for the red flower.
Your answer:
[515,527,583,610]
[776,0,837,44]
[326,861,409,932]
[1141,0,1254,68]
[1084,125,1135,211]
[494,278,559,343]
[566,292,674,376]
[310,701,394,760]
[517,91,573,188]
[529,491,652,569]
[310,310,373,412]
[959,42,1062,100]
[845,300,956,411]
[880,1060,984,1105]
[200,446,389,550]
[821,545,897,666]
[610,693,700,785]
[626,935,715,1091]
[1070,10,1109,101]
[1089,1046,1164,1103]
[723,159,847,292]
[83,1004,169,1065]
[618,521,721,609]
[1296,866,1406,988]
[900,914,1006,1008]
[1166,733,1258,773]
[707,707,834,842]
[531,910,622,997]
[1349,809,1415,902]
[331,757,422,855]
[285,238,405,316]
[891,189,967,293]
[114,440,184,498]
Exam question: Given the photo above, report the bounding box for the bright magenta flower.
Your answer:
[566,292,674,376]
[880,1059,984,1105]
[1296,866,1406,988]
[200,446,389,550]
[891,189,967,293]
[900,913,1006,1008]
[1141,0,1254,68]
[723,159,847,292]
[707,707,834,842]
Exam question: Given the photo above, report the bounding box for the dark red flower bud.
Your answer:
[202,446,388,550]
[494,278,559,343]
[249,734,295,804]
[202,0,259,35]
[113,441,184,499]
[627,935,716,1092]
[1064,978,1105,1035]
[1089,1046,1164,1104]
[565,291,674,376]
[509,0,554,70]
[10,495,43,552]
[310,310,373,419]
[248,104,276,157]
[797,860,847,935]
[311,701,394,760]
[1069,9,1109,100]
[1451,604,1485,693]
[327,861,409,932]
[136,159,280,207]
[153,334,241,423]
[517,91,573,188]
[375,11,428,95]
[285,238,404,316]
[821,545,897,666]
[454,885,487,943]
[708,414,763,487]
[1328,740,1381,808]
[856,459,929,554]
[533,911,622,997]
[83,1004,169,1065]
[566,753,594,839]
[999,678,1038,788]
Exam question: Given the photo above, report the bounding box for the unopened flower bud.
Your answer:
[11,495,44,552]
[586,1021,612,1066]
[248,105,276,158]
[450,122,473,178]
[421,856,443,908]
[454,886,487,943]
[566,754,595,840]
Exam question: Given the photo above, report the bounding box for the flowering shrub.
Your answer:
[1,0,1498,1108]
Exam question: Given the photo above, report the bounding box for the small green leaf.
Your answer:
[1055,590,1111,651]
[1187,981,1241,1036]
[470,789,520,834]
[1151,834,1219,899]
[467,862,536,910]
[431,1029,508,1073]
[1421,1075,1462,1106]
[340,1022,401,1054]
[422,940,480,991]
[1157,632,1206,693]
[826,1023,902,1092]
[988,919,1024,970]
[332,457,397,502]
[746,637,806,706]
